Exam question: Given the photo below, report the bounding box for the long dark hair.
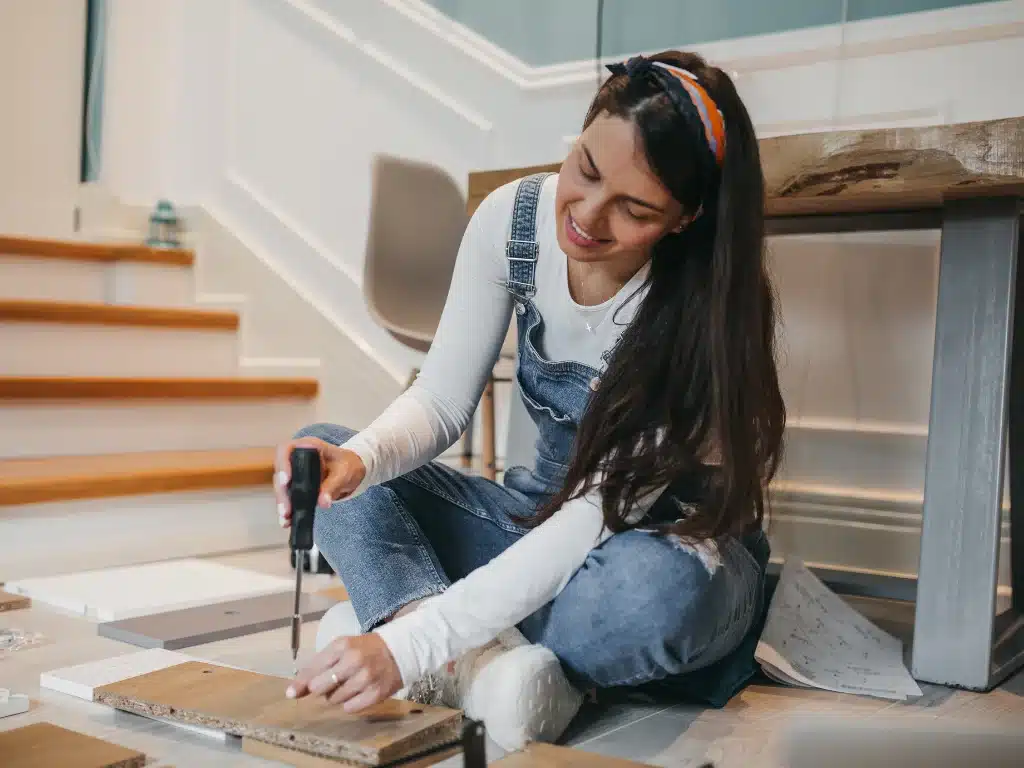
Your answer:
[530,50,785,541]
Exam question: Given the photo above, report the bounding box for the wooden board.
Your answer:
[41,649,231,742]
[492,743,654,767]
[0,375,318,400]
[0,722,146,768]
[0,589,30,611]
[98,591,341,649]
[41,649,193,702]
[242,736,462,767]
[466,117,1024,219]
[94,661,462,766]
[0,447,274,506]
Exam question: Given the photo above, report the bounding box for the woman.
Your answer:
[276,50,785,750]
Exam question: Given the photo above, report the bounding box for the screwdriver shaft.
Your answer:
[291,564,303,675]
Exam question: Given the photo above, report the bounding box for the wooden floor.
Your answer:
[3,549,1023,767]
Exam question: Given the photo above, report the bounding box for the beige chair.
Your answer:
[364,154,514,478]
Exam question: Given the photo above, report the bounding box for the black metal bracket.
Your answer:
[461,718,487,768]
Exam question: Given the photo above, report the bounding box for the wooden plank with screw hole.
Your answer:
[94,661,462,766]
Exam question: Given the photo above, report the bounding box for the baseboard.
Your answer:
[0,488,282,582]
[768,482,1012,589]
[779,419,928,495]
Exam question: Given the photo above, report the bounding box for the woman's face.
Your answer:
[555,112,685,266]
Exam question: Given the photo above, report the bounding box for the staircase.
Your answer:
[0,235,319,581]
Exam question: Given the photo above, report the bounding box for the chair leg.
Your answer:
[461,417,474,470]
[482,375,496,481]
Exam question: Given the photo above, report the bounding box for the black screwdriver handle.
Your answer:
[289,447,321,552]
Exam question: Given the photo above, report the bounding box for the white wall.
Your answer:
[0,0,87,238]
[96,0,1024,579]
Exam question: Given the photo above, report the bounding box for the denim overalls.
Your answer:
[306,173,770,707]
[501,172,605,506]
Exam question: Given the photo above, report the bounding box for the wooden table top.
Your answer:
[467,117,1024,220]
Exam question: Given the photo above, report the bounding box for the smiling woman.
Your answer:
[275,50,784,752]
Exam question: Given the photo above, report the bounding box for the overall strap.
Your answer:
[506,172,553,300]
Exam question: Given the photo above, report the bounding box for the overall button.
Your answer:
[515,302,526,315]
[589,376,600,391]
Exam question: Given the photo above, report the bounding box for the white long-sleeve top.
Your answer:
[339,174,661,685]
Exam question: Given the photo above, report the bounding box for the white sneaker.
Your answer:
[405,628,582,751]
[316,602,583,748]
[463,641,583,751]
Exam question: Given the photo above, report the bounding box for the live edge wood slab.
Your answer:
[93,661,461,766]
[466,116,1024,219]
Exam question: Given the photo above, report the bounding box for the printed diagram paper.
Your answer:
[755,559,923,700]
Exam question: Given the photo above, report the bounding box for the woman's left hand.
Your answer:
[286,634,403,712]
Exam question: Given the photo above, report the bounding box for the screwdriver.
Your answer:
[288,446,321,675]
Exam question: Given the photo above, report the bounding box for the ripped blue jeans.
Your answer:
[304,423,770,703]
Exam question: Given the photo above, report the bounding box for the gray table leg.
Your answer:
[912,198,1022,690]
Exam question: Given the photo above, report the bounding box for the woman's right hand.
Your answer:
[274,437,367,528]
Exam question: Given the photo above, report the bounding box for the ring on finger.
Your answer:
[330,671,340,687]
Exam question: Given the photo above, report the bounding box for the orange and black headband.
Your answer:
[606,56,726,170]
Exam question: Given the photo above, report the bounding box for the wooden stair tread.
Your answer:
[0,447,275,506]
[0,298,238,330]
[0,234,192,265]
[0,375,318,400]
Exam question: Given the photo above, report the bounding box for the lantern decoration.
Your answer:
[146,199,181,249]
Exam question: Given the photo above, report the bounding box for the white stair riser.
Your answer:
[0,256,108,302]
[0,401,315,458]
[106,262,195,307]
[0,488,284,582]
[0,324,241,377]
[0,256,194,305]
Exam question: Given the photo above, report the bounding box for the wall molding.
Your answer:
[767,482,1012,587]
[226,170,363,288]
[377,0,1023,92]
[273,0,494,132]
[209,180,411,385]
[375,0,535,85]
